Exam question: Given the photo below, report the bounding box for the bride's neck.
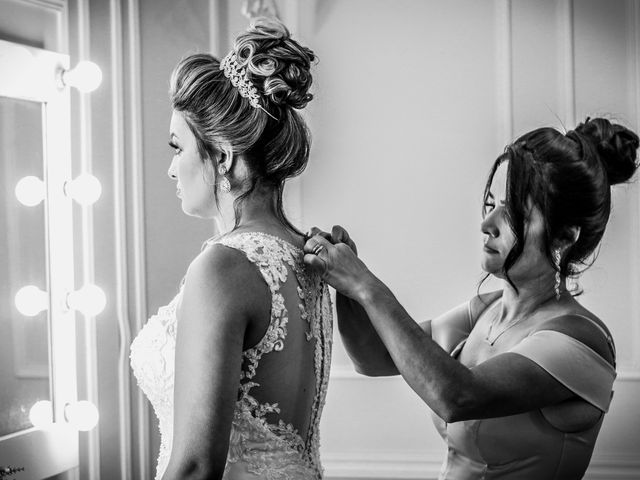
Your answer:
[214,186,284,234]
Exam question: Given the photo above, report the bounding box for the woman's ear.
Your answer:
[568,226,581,246]
[555,226,581,250]
[217,144,235,173]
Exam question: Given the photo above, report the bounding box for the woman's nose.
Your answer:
[481,211,499,238]
[167,159,177,180]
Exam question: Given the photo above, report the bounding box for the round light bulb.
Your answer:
[67,284,106,316]
[64,173,102,206]
[65,400,99,431]
[62,61,103,93]
[15,285,48,316]
[15,176,45,206]
[29,400,53,428]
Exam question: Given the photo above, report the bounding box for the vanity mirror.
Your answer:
[0,39,78,479]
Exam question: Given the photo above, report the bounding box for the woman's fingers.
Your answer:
[303,253,328,276]
[303,233,372,300]
[303,233,333,255]
[331,225,357,254]
[307,226,332,242]
[303,234,334,277]
[331,225,348,243]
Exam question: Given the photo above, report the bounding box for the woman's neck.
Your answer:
[499,271,565,323]
[214,186,287,235]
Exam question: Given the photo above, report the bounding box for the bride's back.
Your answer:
[213,231,332,477]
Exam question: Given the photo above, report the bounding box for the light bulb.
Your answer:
[15,285,48,316]
[65,400,99,431]
[64,173,102,206]
[15,176,45,206]
[61,61,103,93]
[29,400,53,428]
[67,284,106,316]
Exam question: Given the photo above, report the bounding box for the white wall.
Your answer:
[293,1,640,479]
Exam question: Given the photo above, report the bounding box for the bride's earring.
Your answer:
[218,165,231,193]
[553,248,561,300]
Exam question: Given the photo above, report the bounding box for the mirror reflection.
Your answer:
[0,96,50,436]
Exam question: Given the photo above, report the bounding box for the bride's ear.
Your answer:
[217,144,235,173]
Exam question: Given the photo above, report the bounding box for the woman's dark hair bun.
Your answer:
[233,17,316,110]
[575,117,640,185]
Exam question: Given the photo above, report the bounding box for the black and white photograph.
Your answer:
[0,1,639,479]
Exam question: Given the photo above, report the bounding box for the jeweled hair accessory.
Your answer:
[220,51,277,120]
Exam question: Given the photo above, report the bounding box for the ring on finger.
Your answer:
[312,244,325,255]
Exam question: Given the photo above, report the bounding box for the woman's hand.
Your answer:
[307,225,358,255]
[303,225,376,301]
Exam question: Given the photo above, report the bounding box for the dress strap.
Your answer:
[508,330,616,412]
[468,290,503,326]
[431,291,502,356]
[213,231,302,291]
[550,313,617,361]
[211,231,304,377]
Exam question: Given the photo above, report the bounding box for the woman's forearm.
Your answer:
[355,278,478,422]
[337,292,399,376]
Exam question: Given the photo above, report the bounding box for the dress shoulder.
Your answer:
[469,290,502,325]
[211,231,303,291]
[508,329,616,412]
[430,291,502,354]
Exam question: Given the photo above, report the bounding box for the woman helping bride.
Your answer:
[130,18,332,480]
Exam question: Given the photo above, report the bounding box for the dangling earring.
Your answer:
[553,248,561,300]
[218,165,231,193]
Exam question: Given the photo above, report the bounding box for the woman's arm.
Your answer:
[312,226,479,377]
[310,225,426,376]
[305,235,576,423]
[337,292,405,376]
[162,245,268,480]
[355,279,578,422]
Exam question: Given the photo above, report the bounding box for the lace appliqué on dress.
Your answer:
[130,232,333,480]
[215,233,333,479]
[130,287,182,479]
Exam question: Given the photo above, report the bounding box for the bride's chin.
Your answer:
[481,261,505,278]
[181,202,217,220]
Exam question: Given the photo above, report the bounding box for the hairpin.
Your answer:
[220,52,277,121]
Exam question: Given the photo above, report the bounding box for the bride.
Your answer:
[130,18,332,480]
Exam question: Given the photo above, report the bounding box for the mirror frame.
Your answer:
[0,39,78,477]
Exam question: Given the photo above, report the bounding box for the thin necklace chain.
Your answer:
[485,312,524,345]
[484,292,561,346]
[484,303,527,346]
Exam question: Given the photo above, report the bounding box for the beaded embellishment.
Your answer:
[220,52,277,120]
[130,231,333,480]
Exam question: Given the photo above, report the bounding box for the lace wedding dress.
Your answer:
[130,232,333,479]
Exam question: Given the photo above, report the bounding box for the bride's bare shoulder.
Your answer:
[182,243,270,325]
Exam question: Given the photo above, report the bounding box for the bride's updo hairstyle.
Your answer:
[483,117,639,291]
[169,17,315,230]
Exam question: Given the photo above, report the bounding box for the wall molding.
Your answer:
[558,0,576,128]
[278,0,306,228]
[209,0,227,57]
[18,0,64,10]
[323,451,442,480]
[586,454,640,480]
[330,365,394,381]
[332,365,640,382]
[75,0,102,476]
[109,0,133,478]
[632,0,640,375]
[494,0,513,146]
[125,0,150,478]
[322,451,640,480]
